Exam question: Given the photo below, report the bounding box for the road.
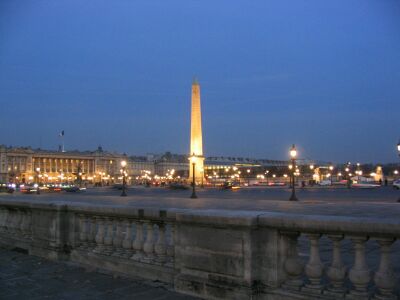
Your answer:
[2,185,400,219]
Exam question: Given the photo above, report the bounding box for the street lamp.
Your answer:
[329,165,334,185]
[289,144,298,201]
[35,167,40,194]
[397,141,400,202]
[120,160,127,197]
[189,154,197,198]
[247,169,251,186]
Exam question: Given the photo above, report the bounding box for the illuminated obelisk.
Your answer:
[189,78,205,182]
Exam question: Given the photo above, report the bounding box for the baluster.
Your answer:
[348,236,370,298]
[94,217,105,253]
[373,238,396,299]
[7,209,16,233]
[303,233,324,293]
[79,214,88,248]
[0,208,6,230]
[16,210,25,234]
[19,211,26,235]
[281,231,304,291]
[166,223,175,259]
[14,210,22,234]
[131,220,144,260]
[143,221,155,260]
[0,208,8,231]
[87,217,97,248]
[103,217,114,255]
[325,234,346,296]
[155,222,167,263]
[112,219,124,256]
[20,210,31,238]
[4,209,11,232]
[122,219,133,257]
[16,210,23,234]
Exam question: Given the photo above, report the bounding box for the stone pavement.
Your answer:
[0,248,197,300]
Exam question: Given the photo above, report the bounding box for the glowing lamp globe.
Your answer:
[290,145,297,158]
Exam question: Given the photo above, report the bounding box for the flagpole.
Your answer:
[59,130,65,152]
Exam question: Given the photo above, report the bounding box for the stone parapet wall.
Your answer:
[0,199,399,300]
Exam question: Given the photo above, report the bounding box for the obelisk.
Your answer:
[189,78,204,182]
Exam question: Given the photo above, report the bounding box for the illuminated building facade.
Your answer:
[0,145,128,184]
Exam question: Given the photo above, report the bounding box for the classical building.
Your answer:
[189,79,205,182]
[129,155,155,177]
[153,153,189,178]
[0,145,128,184]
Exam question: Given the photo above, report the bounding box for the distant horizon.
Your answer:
[1,1,399,163]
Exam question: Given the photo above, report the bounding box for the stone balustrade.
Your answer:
[258,213,400,300]
[75,211,174,266]
[0,199,399,300]
[279,232,397,299]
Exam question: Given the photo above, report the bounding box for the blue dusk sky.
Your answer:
[1,0,399,163]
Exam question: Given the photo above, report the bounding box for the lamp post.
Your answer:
[247,169,251,186]
[309,164,315,185]
[345,163,351,188]
[289,144,298,201]
[189,154,197,198]
[288,164,293,187]
[76,162,83,188]
[329,165,334,185]
[35,167,40,194]
[397,141,400,202]
[121,160,127,197]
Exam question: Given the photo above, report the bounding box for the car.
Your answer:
[64,185,86,192]
[221,182,241,190]
[393,179,400,190]
[267,182,286,186]
[352,182,381,189]
[42,184,62,193]
[0,183,15,193]
[319,180,332,186]
[20,184,39,194]
[169,182,189,190]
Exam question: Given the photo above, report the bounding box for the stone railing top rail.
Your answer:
[176,209,400,237]
[0,199,183,221]
[1,199,399,237]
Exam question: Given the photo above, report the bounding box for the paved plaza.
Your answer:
[2,186,400,220]
[0,247,197,300]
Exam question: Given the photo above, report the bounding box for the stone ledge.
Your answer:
[176,209,262,227]
[258,212,400,237]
